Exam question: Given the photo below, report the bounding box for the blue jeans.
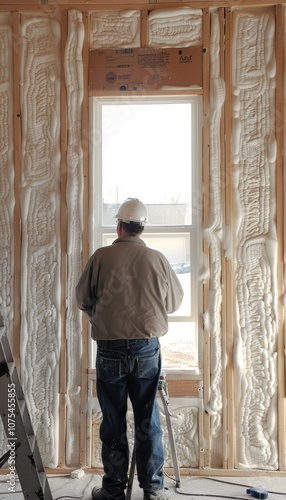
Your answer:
[96,337,164,493]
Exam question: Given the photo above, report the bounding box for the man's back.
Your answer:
[76,236,183,340]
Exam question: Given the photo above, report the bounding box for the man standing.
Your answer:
[76,198,184,500]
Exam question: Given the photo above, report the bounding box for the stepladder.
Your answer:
[126,372,181,500]
[0,314,53,500]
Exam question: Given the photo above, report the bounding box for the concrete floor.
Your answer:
[0,471,286,500]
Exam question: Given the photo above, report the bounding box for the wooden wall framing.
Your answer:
[0,0,285,474]
[2,0,286,10]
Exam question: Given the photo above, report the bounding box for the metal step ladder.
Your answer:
[0,314,53,500]
[158,373,181,489]
[126,372,181,500]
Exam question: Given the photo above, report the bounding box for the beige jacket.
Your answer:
[76,236,184,340]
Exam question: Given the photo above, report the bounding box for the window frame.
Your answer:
[89,94,202,374]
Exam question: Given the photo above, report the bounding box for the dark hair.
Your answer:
[121,221,145,236]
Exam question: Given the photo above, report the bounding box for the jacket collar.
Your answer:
[112,236,146,246]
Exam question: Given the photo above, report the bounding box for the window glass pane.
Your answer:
[96,96,200,372]
[160,322,197,369]
[101,102,192,226]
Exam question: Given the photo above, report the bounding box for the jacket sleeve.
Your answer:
[165,264,184,313]
[76,257,96,319]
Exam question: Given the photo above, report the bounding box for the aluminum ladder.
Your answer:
[0,314,53,499]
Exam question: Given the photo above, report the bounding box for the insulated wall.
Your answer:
[0,3,285,471]
[232,9,278,469]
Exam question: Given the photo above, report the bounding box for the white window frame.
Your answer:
[89,95,202,374]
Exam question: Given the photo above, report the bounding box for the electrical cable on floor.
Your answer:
[164,469,286,499]
[175,489,250,499]
[203,476,286,496]
[163,471,247,499]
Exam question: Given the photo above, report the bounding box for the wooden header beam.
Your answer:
[1,1,286,11]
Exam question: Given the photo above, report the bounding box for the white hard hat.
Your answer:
[116,198,148,225]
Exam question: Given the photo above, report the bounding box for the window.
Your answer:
[90,96,202,372]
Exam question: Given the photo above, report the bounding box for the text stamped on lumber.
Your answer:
[89,47,203,91]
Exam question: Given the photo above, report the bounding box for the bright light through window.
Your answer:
[101,102,192,225]
[92,97,201,371]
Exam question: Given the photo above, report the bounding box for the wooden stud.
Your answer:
[141,9,148,47]
[12,12,21,374]
[202,6,210,470]
[58,9,68,469]
[79,10,90,468]
[275,3,286,472]
[218,6,228,471]
[86,364,94,467]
